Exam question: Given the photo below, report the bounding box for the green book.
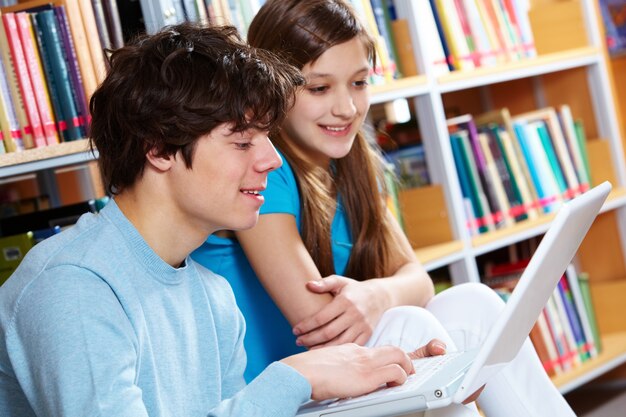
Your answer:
[535,122,567,195]
[452,130,492,233]
[574,120,593,186]
[0,231,34,285]
[578,272,602,353]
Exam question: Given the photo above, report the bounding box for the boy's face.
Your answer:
[167,123,282,234]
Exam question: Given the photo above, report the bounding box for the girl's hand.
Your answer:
[292,276,390,348]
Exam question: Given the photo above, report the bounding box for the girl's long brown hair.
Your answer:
[248,0,403,280]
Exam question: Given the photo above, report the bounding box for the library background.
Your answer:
[0,0,625,414]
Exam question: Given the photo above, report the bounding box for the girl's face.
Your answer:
[281,37,371,168]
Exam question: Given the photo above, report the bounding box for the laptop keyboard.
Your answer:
[326,351,463,408]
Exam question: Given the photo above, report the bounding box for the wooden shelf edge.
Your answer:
[553,332,626,394]
[0,139,92,168]
[470,186,626,252]
[438,46,600,85]
[414,240,464,270]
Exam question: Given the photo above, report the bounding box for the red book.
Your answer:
[15,12,59,145]
[1,12,46,147]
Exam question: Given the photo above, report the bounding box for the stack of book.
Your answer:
[484,260,602,376]
[0,0,114,154]
[448,105,592,235]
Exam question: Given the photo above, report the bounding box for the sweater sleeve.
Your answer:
[209,362,311,417]
[212,297,311,417]
[5,266,149,417]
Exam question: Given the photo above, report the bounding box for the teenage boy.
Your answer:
[0,23,442,417]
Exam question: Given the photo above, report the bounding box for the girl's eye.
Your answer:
[354,79,369,88]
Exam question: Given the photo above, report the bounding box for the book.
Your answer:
[535,121,568,198]
[90,0,112,50]
[477,130,514,227]
[15,11,60,145]
[578,272,602,353]
[558,104,590,191]
[36,9,83,141]
[54,5,89,137]
[0,50,18,153]
[2,12,47,148]
[450,130,478,233]
[461,0,498,67]
[29,11,67,143]
[450,129,495,232]
[434,0,476,71]
[558,274,591,362]
[551,278,582,367]
[0,11,30,150]
[77,0,106,83]
[449,114,507,228]
[4,0,99,101]
[565,265,599,358]
[573,119,593,187]
[475,108,540,218]
[0,231,34,285]
[515,107,581,198]
[544,293,575,371]
[102,0,124,48]
[484,127,527,221]
[599,0,626,54]
[427,0,455,71]
[513,121,562,213]
[389,18,419,77]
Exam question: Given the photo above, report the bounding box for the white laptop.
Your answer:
[297,181,612,417]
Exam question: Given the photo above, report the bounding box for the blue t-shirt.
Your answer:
[192,155,353,381]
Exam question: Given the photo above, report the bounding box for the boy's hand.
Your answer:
[281,343,413,400]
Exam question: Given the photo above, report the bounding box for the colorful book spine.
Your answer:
[566,265,598,357]
[54,5,89,138]
[0,12,30,150]
[558,275,591,361]
[2,12,46,148]
[15,11,59,145]
[36,9,82,141]
[0,50,20,153]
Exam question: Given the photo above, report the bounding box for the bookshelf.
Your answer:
[0,0,624,401]
[374,0,626,392]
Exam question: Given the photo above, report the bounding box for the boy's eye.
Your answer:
[235,142,252,150]
[307,85,328,93]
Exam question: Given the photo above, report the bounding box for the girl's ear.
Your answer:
[146,147,175,172]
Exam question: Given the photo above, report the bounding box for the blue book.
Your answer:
[428,0,454,71]
[36,10,82,141]
[557,276,590,362]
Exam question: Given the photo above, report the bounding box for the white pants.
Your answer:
[365,283,576,417]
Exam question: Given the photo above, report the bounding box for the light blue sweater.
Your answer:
[0,200,311,417]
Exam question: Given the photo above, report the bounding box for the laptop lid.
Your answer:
[452,181,612,402]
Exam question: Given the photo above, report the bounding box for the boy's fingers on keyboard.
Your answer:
[408,339,447,360]
[376,363,409,388]
[371,346,414,375]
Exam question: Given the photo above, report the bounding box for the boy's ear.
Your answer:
[146,147,175,172]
